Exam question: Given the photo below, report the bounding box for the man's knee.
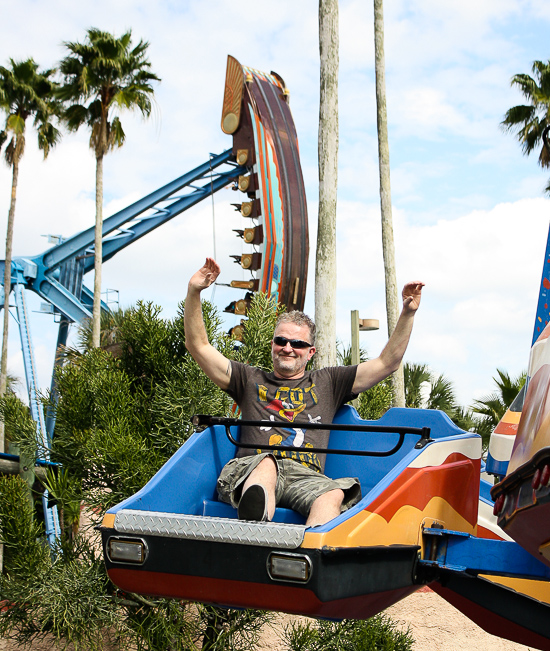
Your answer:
[313,488,345,510]
[306,488,345,526]
[243,455,278,492]
[256,455,278,471]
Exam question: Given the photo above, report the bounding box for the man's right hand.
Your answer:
[185,257,231,390]
[189,257,221,293]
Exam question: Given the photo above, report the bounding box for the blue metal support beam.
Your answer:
[0,150,243,550]
[1,150,245,323]
[35,149,240,273]
[420,527,550,581]
[86,162,245,270]
[12,282,60,547]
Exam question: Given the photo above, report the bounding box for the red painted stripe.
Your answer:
[493,420,519,436]
[108,567,418,620]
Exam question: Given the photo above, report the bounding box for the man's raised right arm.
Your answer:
[184,258,232,391]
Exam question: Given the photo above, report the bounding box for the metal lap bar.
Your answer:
[192,415,432,458]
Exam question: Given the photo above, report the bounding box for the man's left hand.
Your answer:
[402,281,424,312]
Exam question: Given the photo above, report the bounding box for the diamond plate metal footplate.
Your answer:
[114,510,306,549]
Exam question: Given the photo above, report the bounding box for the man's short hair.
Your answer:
[274,311,316,346]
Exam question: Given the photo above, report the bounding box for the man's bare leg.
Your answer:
[306,489,344,527]
[241,456,277,520]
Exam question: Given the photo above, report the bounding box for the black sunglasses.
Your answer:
[273,335,313,350]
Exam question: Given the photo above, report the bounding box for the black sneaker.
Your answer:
[238,484,268,522]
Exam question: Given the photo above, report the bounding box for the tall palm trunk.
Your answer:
[315,0,339,369]
[374,0,405,406]
[0,154,20,452]
[92,152,103,348]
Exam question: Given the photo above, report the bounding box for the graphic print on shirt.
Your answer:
[256,383,322,470]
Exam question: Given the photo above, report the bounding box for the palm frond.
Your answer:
[503,60,550,179]
[404,362,431,408]
[108,115,125,149]
[336,340,369,366]
[501,104,536,131]
[57,27,160,157]
[426,373,457,415]
[5,113,24,136]
[471,368,525,430]
[4,133,24,166]
[0,58,61,164]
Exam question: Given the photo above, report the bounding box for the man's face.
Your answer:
[271,322,316,379]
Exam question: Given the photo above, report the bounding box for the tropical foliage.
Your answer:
[0,295,278,649]
[58,28,160,348]
[472,368,527,442]
[335,340,393,420]
[284,615,413,651]
[356,376,393,421]
[336,340,368,366]
[404,363,457,416]
[502,59,550,193]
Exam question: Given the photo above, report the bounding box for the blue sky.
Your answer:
[1,0,550,408]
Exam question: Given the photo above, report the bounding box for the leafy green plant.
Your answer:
[336,340,369,366]
[0,475,120,650]
[284,616,413,651]
[41,468,82,542]
[471,368,527,449]
[0,296,279,650]
[357,377,394,420]
[334,340,393,420]
[0,391,38,459]
[234,291,284,371]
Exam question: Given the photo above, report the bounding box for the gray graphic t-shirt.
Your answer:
[226,361,358,473]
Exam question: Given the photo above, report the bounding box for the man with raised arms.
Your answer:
[184,257,424,527]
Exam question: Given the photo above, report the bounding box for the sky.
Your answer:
[1,0,550,409]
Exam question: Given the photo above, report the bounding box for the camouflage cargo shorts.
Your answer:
[216,452,362,517]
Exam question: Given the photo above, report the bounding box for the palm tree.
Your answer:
[373,0,404,406]
[452,406,480,435]
[472,368,527,429]
[0,58,61,451]
[426,373,458,417]
[336,340,368,367]
[315,0,339,369]
[57,28,160,348]
[471,368,526,450]
[404,362,487,439]
[501,60,550,193]
[404,362,458,419]
[404,363,431,409]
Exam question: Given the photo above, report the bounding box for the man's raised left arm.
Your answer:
[352,281,424,394]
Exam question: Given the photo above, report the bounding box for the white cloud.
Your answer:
[395,87,467,139]
[332,196,549,405]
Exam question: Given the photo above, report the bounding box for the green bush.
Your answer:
[284,616,413,651]
[0,297,278,650]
